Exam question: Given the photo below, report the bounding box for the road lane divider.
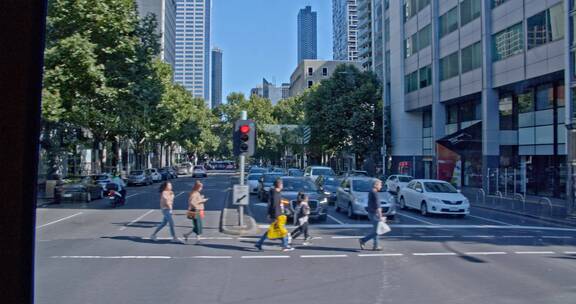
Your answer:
[327,214,345,225]
[241,256,291,259]
[300,254,348,258]
[464,252,508,255]
[412,252,458,256]
[36,212,83,229]
[120,209,154,231]
[467,215,513,226]
[358,253,404,257]
[514,251,556,255]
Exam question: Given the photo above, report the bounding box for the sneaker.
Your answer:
[302,241,310,246]
[304,236,313,242]
[358,239,366,250]
[282,247,295,252]
[150,234,157,241]
[287,235,293,245]
[254,243,263,251]
[373,247,383,251]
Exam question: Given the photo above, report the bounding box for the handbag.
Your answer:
[187,209,205,220]
[377,220,391,235]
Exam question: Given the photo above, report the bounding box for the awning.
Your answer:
[436,121,482,153]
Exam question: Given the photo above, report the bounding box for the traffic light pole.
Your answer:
[238,111,247,227]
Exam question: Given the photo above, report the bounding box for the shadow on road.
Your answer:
[101,236,185,245]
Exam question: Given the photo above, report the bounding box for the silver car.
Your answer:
[335,177,396,220]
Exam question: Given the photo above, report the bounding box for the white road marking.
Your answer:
[189,256,232,259]
[514,251,556,255]
[331,236,361,239]
[541,236,573,239]
[126,193,143,199]
[241,255,291,259]
[467,215,513,226]
[175,191,186,198]
[300,254,348,258]
[327,214,345,225]
[461,235,495,238]
[465,252,508,255]
[52,256,171,259]
[120,209,154,231]
[413,252,458,256]
[420,235,453,238]
[358,253,404,257]
[501,235,533,238]
[255,224,576,232]
[564,251,576,254]
[36,212,83,229]
[396,212,436,225]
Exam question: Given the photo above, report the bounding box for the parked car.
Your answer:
[287,168,304,176]
[146,168,162,182]
[335,177,396,220]
[247,173,263,194]
[158,168,171,180]
[163,167,178,179]
[280,176,328,222]
[127,170,153,186]
[398,179,470,217]
[386,175,414,194]
[316,175,341,205]
[91,173,113,191]
[57,177,104,203]
[249,167,268,174]
[192,165,207,178]
[304,166,336,181]
[342,170,369,178]
[177,163,192,175]
[257,173,285,202]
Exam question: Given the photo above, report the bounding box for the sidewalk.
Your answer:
[462,187,576,226]
[219,177,259,236]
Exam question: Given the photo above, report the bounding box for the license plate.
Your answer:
[62,193,72,198]
[450,207,458,212]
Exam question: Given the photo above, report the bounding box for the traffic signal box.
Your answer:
[233,119,256,156]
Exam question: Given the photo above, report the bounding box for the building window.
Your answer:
[527,4,565,49]
[405,71,419,93]
[307,80,314,88]
[440,7,459,38]
[499,95,516,130]
[460,100,479,122]
[492,0,509,8]
[440,52,459,81]
[308,67,313,75]
[419,65,432,88]
[404,0,417,21]
[557,85,565,107]
[384,19,390,42]
[518,91,534,113]
[423,110,432,128]
[460,0,481,26]
[536,84,554,111]
[418,24,431,50]
[322,68,328,76]
[404,33,418,58]
[446,104,459,124]
[461,41,482,73]
[492,23,524,61]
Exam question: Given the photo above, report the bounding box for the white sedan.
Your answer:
[247,173,262,194]
[398,179,470,217]
[192,165,207,178]
[146,168,163,182]
[385,175,413,194]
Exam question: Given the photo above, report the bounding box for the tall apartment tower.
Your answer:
[332,0,358,61]
[211,47,223,108]
[357,0,372,70]
[135,0,177,68]
[174,0,211,103]
[297,6,318,63]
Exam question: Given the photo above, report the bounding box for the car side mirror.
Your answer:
[343,187,350,193]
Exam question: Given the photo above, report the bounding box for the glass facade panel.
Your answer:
[446,104,458,124]
[461,41,482,73]
[535,125,555,144]
[419,24,431,50]
[499,95,516,130]
[419,65,432,88]
[493,23,524,61]
[404,34,418,58]
[460,0,481,26]
[536,84,554,110]
[518,128,535,145]
[440,7,459,38]
[405,71,418,93]
[518,91,534,113]
[440,52,459,80]
[527,4,564,49]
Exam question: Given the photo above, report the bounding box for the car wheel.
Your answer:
[347,204,355,219]
[420,202,428,217]
[399,197,406,210]
[86,192,92,202]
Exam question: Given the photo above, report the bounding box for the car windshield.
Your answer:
[313,168,335,176]
[194,166,204,170]
[130,171,143,175]
[282,179,318,191]
[398,176,413,182]
[424,182,458,193]
[352,180,374,192]
[263,174,283,183]
[247,174,262,181]
[93,175,108,180]
[323,177,341,186]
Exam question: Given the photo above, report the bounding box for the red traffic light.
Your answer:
[239,125,250,134]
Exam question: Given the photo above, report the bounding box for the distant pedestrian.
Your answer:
[150,181,182,243]
[359,179,384,251]
[254,179,294,252]
[290,192,312,245]
[183,180,208,243]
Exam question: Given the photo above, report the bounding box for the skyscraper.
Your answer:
[297,6,317,63]
[135,0,177,68]
[175,0,211,103]
[332,0,358,61]
[211,48,223,108]
[357,0,372,70]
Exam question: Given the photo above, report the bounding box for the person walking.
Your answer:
[150,181,182,243]
[254,179,294,252]
[290,192,312,245]
[183,181,208,243]
[359,179,384,251]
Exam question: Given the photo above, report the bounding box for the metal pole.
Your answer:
[504,168,508,197]
[496,168,499,195]
[239,110,247,227]
[487,168,490,195]
[513,168,517,195]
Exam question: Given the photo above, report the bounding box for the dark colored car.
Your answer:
[288,168,304,176]
[158,168,171,180]
[316,175,342,205]
[257,173,285,202]
[280,176,328,222]
[56,177,104,203]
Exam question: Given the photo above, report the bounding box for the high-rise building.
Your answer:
[368,0,571,202]
[332,0,358,61]
[211,48,222,108]
[174,0,211,103]
[135,0,177,68]
[251,78,286,106]
[357,0,372,70]
[297,6,317,63]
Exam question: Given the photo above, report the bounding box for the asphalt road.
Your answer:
[35,173,576,304]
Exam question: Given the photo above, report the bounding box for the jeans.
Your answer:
[360,213,380,248]
[152,209,176,238]
[256,231,289,248]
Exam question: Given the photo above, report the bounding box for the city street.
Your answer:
[35,173,576,304]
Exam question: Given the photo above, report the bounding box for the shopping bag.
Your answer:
[377,220,391,235]
[267,215,288,239]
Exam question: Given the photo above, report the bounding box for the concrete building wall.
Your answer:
[289,60,362,97]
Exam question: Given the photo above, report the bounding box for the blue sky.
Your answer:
[212,0,333,100]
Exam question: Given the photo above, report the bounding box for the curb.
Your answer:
[472,204,576,227]
[219,188,259,236]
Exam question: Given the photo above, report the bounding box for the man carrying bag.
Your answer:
[359,179,389,251]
